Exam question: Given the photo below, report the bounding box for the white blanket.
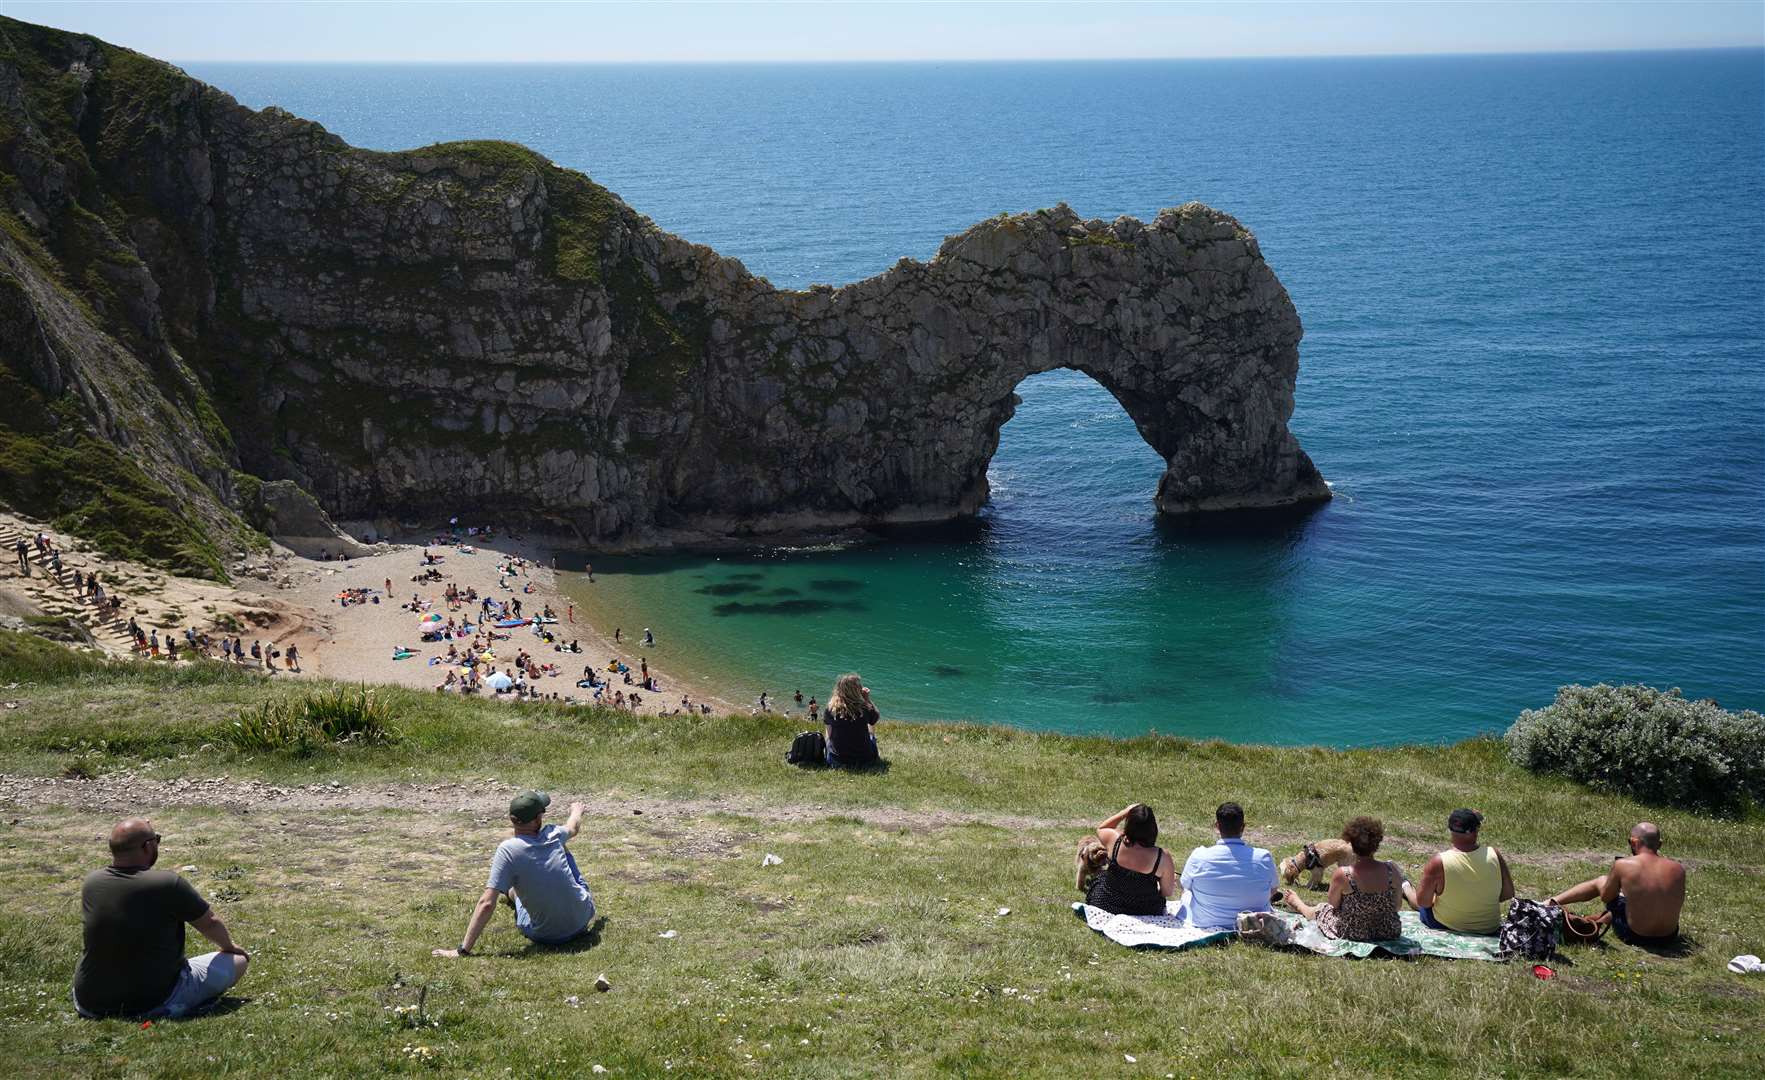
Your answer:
[1072,902,1236,951]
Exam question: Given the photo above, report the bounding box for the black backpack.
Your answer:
[1498,898,1560,961]
[786,730,826,766]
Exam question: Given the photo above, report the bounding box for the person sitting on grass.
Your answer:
[1086,803,1175,916]
[1282,816,1403,942]
[1549,821,1684,947]
[1403,808,1513,935]
[1176,801,1279,930]
[823,673,880,767]
[73,819,250,1019]
[434,791,595,957]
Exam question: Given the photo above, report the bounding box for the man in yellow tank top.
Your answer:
[1402,809,1513,935]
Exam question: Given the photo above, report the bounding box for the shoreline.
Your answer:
[0,511,750,719]
[252,527,746,718]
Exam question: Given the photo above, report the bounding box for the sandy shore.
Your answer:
[240,530,739,716]
[0,512,737,717]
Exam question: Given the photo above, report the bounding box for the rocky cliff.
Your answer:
[0,17,1327,578]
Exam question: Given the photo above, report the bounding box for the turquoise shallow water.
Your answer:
[188,51,1765,745]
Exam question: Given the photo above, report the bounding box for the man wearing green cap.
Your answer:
[433,791,595,957]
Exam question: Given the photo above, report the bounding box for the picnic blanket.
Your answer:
[1072,903,1234,951]
[495,618,529,628]
[1271,910,1505,961]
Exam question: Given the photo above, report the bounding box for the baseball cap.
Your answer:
[1448,808,1484,834]
[509,790,551,823]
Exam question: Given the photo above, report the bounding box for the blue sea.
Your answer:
[186,51,1765,746]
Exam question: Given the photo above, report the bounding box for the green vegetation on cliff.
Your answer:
[0,18,248,578]
[0,633,1760,1077]
[0,426,228,579]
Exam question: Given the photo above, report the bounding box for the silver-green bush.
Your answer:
[1504,684,1765,812]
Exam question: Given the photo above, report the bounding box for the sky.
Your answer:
[6,1,1763,63]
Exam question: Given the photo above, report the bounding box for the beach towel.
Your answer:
[1268,910,1506,961]
[392,650,416,661]
[1072,903,1235,951]
[495,618,529,628]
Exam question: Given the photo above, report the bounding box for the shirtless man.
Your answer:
[1550,821,1684,946]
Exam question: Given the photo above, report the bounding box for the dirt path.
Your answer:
[0,772,1080,832]
[4,773,1698,877]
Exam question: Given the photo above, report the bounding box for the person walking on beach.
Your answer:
[567,603,574,624]
[286,644,301,672]
[15,537,30,573]
[434,792,595,956]
[614,628,621,643]
[73,819,250,1019]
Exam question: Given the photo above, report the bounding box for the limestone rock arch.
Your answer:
[665,202,1330,531]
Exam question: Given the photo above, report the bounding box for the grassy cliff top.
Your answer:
[0,634,1760,1077]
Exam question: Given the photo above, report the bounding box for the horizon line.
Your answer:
[166,43,1765,66]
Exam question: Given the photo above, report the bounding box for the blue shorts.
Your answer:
[1607,895,1678,947]
[513,895,594,946]
[1416,906,1499,936]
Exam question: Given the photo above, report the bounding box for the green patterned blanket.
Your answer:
[1272,910,1507,961]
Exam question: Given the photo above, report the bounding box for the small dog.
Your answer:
[1279,838,1354,889]
[1075,836,1110,892]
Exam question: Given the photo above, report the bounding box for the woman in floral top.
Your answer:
[1283,816,1404,942]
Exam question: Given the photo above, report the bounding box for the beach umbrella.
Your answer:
[486,672,514,691]
[419,613,443,623]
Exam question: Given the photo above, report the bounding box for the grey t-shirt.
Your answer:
[486,825,594,944]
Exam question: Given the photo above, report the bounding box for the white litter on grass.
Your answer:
[565,995,581,1008]
[658,930,678,939]
[180,865,197,872]
[762,853,783,867]
[1730,954,1763,974]
[1124,1053,1137,1063]
[996,907,1011,916]
[592,1067,607,1075]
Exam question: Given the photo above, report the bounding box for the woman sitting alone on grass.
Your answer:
[1086,803,1175,916]
[1283,816,1403,942]
[823,673,881,767]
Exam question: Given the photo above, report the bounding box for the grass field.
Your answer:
[0,634,1760,1077]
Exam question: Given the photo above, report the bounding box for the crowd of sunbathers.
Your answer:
[1079,802,1686,948]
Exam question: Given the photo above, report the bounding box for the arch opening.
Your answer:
[981,369,1168,530]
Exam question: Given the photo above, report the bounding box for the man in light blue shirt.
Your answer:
[433,790,596,956]
[1177,801,1279,930]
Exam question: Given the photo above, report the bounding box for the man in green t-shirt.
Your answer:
[72,819,251,1019]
